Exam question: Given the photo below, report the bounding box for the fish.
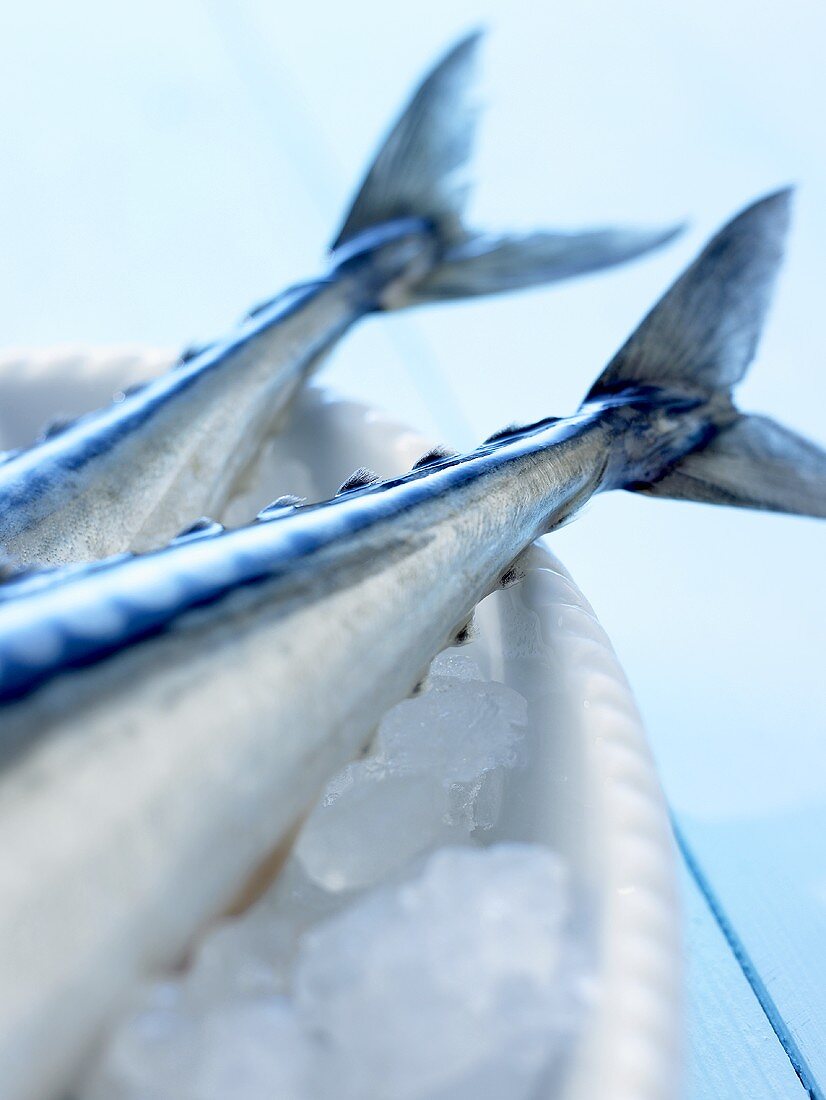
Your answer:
[0,33,679,568]
[0,189,822,1100]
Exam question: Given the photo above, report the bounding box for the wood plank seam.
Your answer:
[673,820,822,1100]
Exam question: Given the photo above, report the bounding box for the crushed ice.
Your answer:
[81,651,585,1100]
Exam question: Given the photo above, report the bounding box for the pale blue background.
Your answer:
[0,2,824,1093]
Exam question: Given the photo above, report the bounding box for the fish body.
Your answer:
[0,404,654,1100]
[0,36,677,566]
[0,189,823,1099]
[0,276,356,562]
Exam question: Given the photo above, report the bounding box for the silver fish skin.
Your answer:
[0,33,679,568]
[0,190,823,1100]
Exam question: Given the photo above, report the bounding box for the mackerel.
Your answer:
[0,190,822,1100]
[0,34,677,566]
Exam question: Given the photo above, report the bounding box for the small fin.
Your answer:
[406,224,683,304]
[484,417,561,444]
[246,296,281,320]
[120,381,149,399]
[631,414,826,518]
[336,467,380,495]
[587,190,792,403]
[484,423,525,444]
[499,563,525,589]
[37,416,75,442]
[409,676,428,698]
[178,342,216,366]
[256,495,307,520]
[412,444,458,470]
[332,32,482,251]
[172,517,225,544]
[245,283,322,321]
[452,614,478,647]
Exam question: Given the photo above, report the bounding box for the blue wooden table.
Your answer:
[0,5,824,1097]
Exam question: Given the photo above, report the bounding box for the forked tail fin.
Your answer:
[331,32,681,306]
[587,189,791,402]
[634,414,826,518]
[586,188,826,519]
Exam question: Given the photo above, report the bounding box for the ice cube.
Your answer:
[81,982,200,1100]
[187,999,313,1100]
[294,844,579,1100]
[427,650,484,683]
[447,768,505,832]
[183,911,294,1003]
[81,652,555,1100]
[185,860,348,1004]
[82,990,314,1100]
[83,843,580,1100]
[376,679,527,785]
[294,762,457,892]
[294,670,528,892]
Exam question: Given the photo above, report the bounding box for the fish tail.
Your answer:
[587,188,826,519]
[330,32,681,309]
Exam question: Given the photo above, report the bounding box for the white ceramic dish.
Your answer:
[0,350,682,1100]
